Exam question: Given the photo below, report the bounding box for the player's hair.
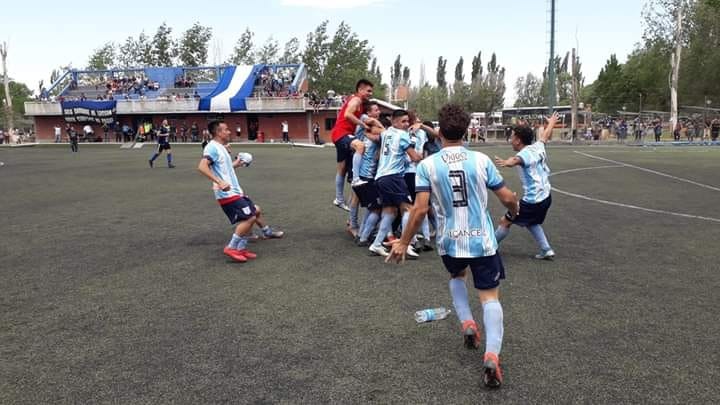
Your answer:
[208,120,224,136]
[438,104,470,141]
[423,120,436,141]
[407,109,419,124]
[513,126,534,145]
[392,109,408,120]
[379,116,392,128]
[363,100,379,113]
[356,79,374,91]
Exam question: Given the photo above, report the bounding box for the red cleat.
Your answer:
[223,246,247,262]
[461,320,482,350]
[235,249,257,259]
[482,352,503,388]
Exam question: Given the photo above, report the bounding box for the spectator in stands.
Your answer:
[102,123,109,142]
[114,121,122,143]
[122,123,132,142]
[653,119,663,142]
[281,120,289,143]
[53,124,62,143]
[184,92,190,99]
[193,90,200,99]
[180,122,188,142]
[83,124,94,142]
[191,122,200,142]
[80,92,87,101]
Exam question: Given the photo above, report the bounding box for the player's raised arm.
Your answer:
[538,112,560,143]
[494,155,523,168]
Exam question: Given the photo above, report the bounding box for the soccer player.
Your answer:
[149,119,175,168]
[387,104,518,388]
[354,115,389,246]
[330,79,374,211]
[66,124,79,153]
[493,112,559,260]
[368,110,422,258]
[197,121,284,263]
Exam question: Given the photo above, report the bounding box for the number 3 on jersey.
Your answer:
[449,170,468,207]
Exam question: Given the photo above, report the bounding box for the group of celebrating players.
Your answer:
[330,79,558,388]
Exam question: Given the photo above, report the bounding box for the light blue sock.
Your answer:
[167,153,172,164]
[335,174,345,203]
[352,153,362,182]
[349,204,359,229]
[360,210,380,242]
[229,233,243,249]
[236,236,248,250]
[528,225,551,251]
[482,300,504,355]
[495,226,510,243]
[421,216,430,240]
[371,211,395,248]
[449,278,473,323]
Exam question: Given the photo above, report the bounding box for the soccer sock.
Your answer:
[482,300,504,355]
[149,153,159,162]
[371,211,395,247]
[167,153,172,164]
[401,210,416,244]
[351,153,362,182]
[360,210,380,242]
[349,204,359,229]
[495,225,510,243]
[236,236,248,250]
[421,216,431,240]
[228,233,243,249]
[261,225,272,236]
[335,174,345,203]
[528,224,551,251]
[449,278,473,323]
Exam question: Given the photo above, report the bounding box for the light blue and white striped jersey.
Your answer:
[354,114,369,141]
[405,128,428,174]
[202,140,244,200]
[515,141,551,203]
[375,126,414,179]
[359,136,379,179]
[416,146,505,258]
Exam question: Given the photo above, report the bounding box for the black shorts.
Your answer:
[157,142,171,152]
[507,194,552,226]
[221,196,257,225]
[353,177,381,209]
[376,174,412,207]
[404,172,416,202]
[334,134,355,163]
[441,254,505,290]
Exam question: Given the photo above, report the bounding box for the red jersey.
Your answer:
[331,95,362,143]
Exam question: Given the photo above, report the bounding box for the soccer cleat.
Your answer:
[482,352,503,388]
[223,246,247,262]
[235,249,257,259]
[368,244,389,257]
[406,245,419,259]
[350,178,368,187]
[148,159,154,168]
[333,198,351,212]
[262,227,285,239]
[356,239,370,247]
[534,249,555,260]
[168,163,176,168]
[462,320,481,350]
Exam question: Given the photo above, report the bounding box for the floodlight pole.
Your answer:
[548,0,557,114]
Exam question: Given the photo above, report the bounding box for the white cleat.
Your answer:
[406,245,419,260]
[369,244,389,257]
[333,198,350,212]
[350,178,368,188]
[534,249,555,260]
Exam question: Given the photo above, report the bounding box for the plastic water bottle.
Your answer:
[414,307,451,323]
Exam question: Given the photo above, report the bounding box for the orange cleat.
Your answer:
[223,246,247,262]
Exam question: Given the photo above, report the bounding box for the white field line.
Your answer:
[574,151,720,192]
[551,165,624,176]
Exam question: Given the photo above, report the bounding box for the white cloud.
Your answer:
[280,0,385,9]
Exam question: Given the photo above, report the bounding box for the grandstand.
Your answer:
[24,63,393,143]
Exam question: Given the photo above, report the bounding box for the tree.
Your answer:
[152,22,176,66]
[1,41,13,131]
[514,73,545,107]
[178,22,213,67]
[408,84,444,120]
[366,58,387,100]
[118,36,140,68]
[137,32,154,66]
[255,37,280,64]
[391,54,402,94]
[281,37,301,64]
[87,42,116,70]
[402,66,410,87]
[302,21,329,89]
[451,57,470,109]
[436,56,448,91]
[229,28,256,65]
[471,51,483,83]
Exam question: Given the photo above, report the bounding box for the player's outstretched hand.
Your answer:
[548,111,560,126]
[385,239,407,264]
[494,156,508,167]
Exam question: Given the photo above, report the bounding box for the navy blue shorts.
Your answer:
[404,172,416,202]
[441,254,505,290]
[221,196,257,225]
[157,142,171,151]
[507,194,552,226]
[353,177,381,209]
[334,134,355,163]
[376,174,412,207]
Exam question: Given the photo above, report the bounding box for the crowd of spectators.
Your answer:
[253,66,298,97]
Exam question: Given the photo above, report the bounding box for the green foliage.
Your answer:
[152,22,175,66]
[408,84,446,120]
[281,38,301,64]
[0,80,32,126]
[229,28,256,65]
[391,55,402,90]
[514,73,545,107]
[366,57,386,100]
[87,42,116,70]
[178,22,212,67]
[256,37,280,64]
[302,21,329,89]
[436,56,448,91]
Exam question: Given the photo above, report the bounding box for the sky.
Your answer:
[1,0,644,104]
